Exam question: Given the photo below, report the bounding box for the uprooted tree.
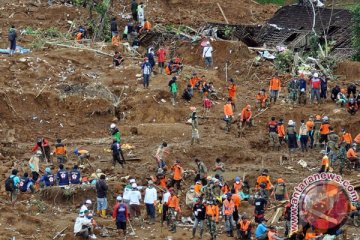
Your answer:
[351,4,360,61]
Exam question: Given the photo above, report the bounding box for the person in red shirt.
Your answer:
[310,72,321,104]
[156,46,166,74]
[32,137,51,163]
[112,196,129,238]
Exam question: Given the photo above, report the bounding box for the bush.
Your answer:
[256,0,285,5]
[274,50,294,73]
[351,4,360,61]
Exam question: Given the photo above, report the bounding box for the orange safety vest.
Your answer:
[347,148,357,158]
[256,175,272,189]
[112,35,120,46]
[206,204,219,221]
[355,133,360,143]
[233,182,242,193]
[239,220,251,231]
[194,183,202,194]
[320,123,330,135]
[167,195,179,210]
[165,66,171,75]
[159,177,167,188]
[269,77,281,90]
[342,133,352,144]
[171,164,183,180]
[231,194,241,207]
[144,21,151,30]
[256,93,268,102]
[306,121,314,131]
[221,185,230,194]
[305,230,318,239]
[75,32,83,42]
[322,157,329,168]
[223,199,234,216]
[189,76,200,88]
[224,103,234,116]
[241,108,252,120]
[54,145,66,155]
[228,84,236,99]
[277,125,285,137]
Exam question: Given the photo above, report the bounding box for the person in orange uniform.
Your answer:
[255,169,273,190]
[170,160,183,190]
[256,89,269,111]
[53,138,67,164]
[112,33,121,46]
[341,129,353,150]
[306,116,315,149]
[167,188,181,233]
[228,78,237,100]
[347,144,360,169]
[319,116,330,147]
[233,176,242,194]
[269,72,281,103]
[206,199,219,240]
[223,192,235,237]
[237,215,252,240]
[140,19,151,32]
[189,72,200,89]
[221,182,230,195]
[277,119,286,145]
[224,98,234,132]
[239,104,253,128]
[231,188,241,223]
[319,155,329,173]
[194,181,203,195]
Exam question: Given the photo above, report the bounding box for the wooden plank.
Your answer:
[217,3,229,24]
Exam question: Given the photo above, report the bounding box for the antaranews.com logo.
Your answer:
[290,173,359,234]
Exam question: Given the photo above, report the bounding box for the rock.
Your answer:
[19,58,27,62]
[36,15,46,20]
[136,74,142,78]
[160,99,166,103]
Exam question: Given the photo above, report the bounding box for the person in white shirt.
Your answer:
[129,183,142,218]
[202,41,213,69]
[74,211,96,239]
[137,2,145,26]
[79,199,92,215]
[161,188,171,225]
[144,180,157,223]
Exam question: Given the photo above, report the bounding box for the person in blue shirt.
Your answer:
[57,164,69,186]
[40,167,56,187]
[8,169,21,206]
[255,219,268,240]
[70,165,81,184]
[19,172,35,193]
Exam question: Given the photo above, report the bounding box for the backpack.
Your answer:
[5,176,15,192]
[8,31,16,41]
[275,183,286,196]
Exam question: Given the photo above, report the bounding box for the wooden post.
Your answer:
[217,3,229,24]
[225,62,228,82]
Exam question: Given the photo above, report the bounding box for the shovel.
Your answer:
[127,219,136,236]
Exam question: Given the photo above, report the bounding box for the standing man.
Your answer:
[191,198,206,239]
[32,137,51,163]
[267,117,279,150]
[112,196,129,238]
[320,75,328,99]
[70,165,81,185]
[110,17,118,37]
[228,79,237,104]
[29,150,41,186]
[111,139,124,167]
[190,107,200,145]
[157,45,166,74]
[194,159,208,186]
[213,158,225,181]
[96,174,108,218]
[287,77,300,105]
[167,188,181,233]
[206,199,219,240]
[223,192,235,237]
[110,123,126,163]
[224,98,234,133]
[306,116,315,149]
[299,120,309,152]
[53,138,67,164]
[6,169,20,206]
[141,57,152,89]
[8,25,17,56]
[129,183,142,219]
[170,160,183,190]
[168,76,177,106]
[310,72,321,104]
[144,181,157,224]
[269,72,281,103]
[137,2,145,26]
[202,41,213,69]
[131,0,138,21]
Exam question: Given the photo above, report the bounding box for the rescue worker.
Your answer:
[310,72,321,104]
[182,84,194,102]
[228,79,237,103]
[156,45,166,74]
[347,98,358,115]
[355,133,360,150]
[110,123,126,163]
[32,137,51,163]
[288,76,300,104]
[268,117,280,150]
[40,167,56,187]
[256,89,269,111]
[283,202,291,237]
[202,41,213,69]
[269,72,281,103]
[213,158,225,181]
[347,144,360,169]
[233,176,242,194]
[19,172,35,193]
[224,98,234,133]
[331,85,340,102]
[206,199,219,240]
[195,159,208,186]
[74,149,90,166]
[298,74,307,105]
[168,76,177,106]
[299,120,309,152]
[167,188,181,233]
[186,185,197,209]
[191,197,206,239]
[141,57,152,88]
[190,107,200,145]
[189,72,200,89]
[239,104,254,128]
[313,115,322,148]
[340,129,352,150]
[319,116,330,146]
[161,188,171,226]
[272,178,288,201]
[144,180,157,224]
[57,164,69,187]
[73,211,97,239]
[338,145,347,175]
[306,116,315,148]
[277,118,285,145]
[319,155,330,173]
[112,196,129,238]
[223,192,235,237]
[53,138,67,164]
[170,160,183,189]
[254,194,267,223]
[240,175,251,201]
[70,165,81,185]
[337,88,347,106]
[80,199,92,214]
[111,32,120,46]
[96,174,108,218]
[237,215,252,240]
[113,51,124,67]
[287,120,298,153]
[255,169,273,190]
[320,75,328,99]
[327,126,339,165]
[155,142,169,171]
[231,188,241,222]
[140,19,151,32]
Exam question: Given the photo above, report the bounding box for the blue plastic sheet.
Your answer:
[0,46,31,54]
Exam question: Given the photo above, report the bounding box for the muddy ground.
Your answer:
[0,0,360,240]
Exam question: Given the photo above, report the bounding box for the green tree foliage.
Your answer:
[351,4,360,61]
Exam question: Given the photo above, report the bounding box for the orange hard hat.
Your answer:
[316,115,321,120]
[277,178,285,183]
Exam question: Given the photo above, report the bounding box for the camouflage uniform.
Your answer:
[168,207,177,232]
[327,131,339,165]
[288,79,300,104]
[313,119,322,147]
[338,146,347,175]
[207,217,217,240]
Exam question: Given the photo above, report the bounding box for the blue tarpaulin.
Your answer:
[0,46,31,54]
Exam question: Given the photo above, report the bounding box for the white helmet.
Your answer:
[110,123,116,129]
[36,150,42,156]
[116,196,123,201]
[323,116,329,121]
[313,73,319,78]
[85,199,92,204]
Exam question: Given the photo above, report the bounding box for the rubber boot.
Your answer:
[230,230,234,237]
[96,210,101,216]
[191,228,196,239]
[101,209,107,218]
[171,225,176,233]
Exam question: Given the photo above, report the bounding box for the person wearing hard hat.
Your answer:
[310,72,321,104]
[286,120,298,153]
[80,199,92,215]
[269,72,281,103]
[74,211,97,239]
[110,123,126,165]
[112,196,129,238]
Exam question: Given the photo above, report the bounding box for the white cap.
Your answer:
[323,116,329,121]
[36,150,42,155]
[129,179,136,183]
[132,183,137,188]
[110,123,116,129]
[85,199,92,204]
[116,196,122,201]
[313,73,319,78]
[288,120,294,125]
[301,88,305,92]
